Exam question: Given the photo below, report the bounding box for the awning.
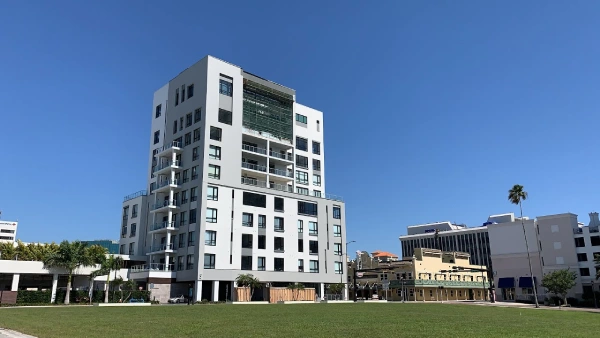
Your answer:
[497,277,515,289]
[518,276,537,288]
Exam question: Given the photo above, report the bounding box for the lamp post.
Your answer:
[343,240,356,300]
[401,277,405,303]
[592,280,598,309]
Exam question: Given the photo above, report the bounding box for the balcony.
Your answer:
[156,141,183,158]
[269,150,293,162]
[153,179,180,193]
[242,144,267,156]
[269,167,293,178]
[241,177,267,188]
[149,221,178,233]
[147,243,174,255]
[150,200,180,213]
[153,160,182,176]
[242,162,267,173]
[130,263,176,279]
[123,190,147,202]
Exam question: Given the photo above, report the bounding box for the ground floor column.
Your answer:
[344,284,348,300]
[50,274,59,303]
[212,281,220,302]
[320,283,325,301]
[232,281,238,302]
[11,273,20,291]
[194,280,202,302]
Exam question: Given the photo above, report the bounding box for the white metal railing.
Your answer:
[156,179,178,189]
[151,200,179,210]
[241,144,267,155]
[158,141,182,153]
[269,151,293,161]
[149,243,174,252]
[130,263,175,273]
[241,177,267,188]
[269,167,292,177]
[150,221,177,231]
[240,177,342,201]
[153,160,180,173]
[242,127,293,145]
[242,162,267,172]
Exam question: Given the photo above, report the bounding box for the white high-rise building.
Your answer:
[120,56,347,302]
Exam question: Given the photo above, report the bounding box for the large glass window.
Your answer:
[204,254,215,269]
[206,208,217,223]
[207,186,218,200]
[208,165,220,179]
[218,109,233,125]
[313,174,321,186]
[243,192,266,208]
[313,159,321,171]
[274,237,285,252]
[258,215,266,228]
[333,206,341,219]
[334,243,342,255]
[296,113,307,124]
[209,145,221,160]
[298,259,304,272]
[242,213,253,227]
[274,217,284,232]
[205,231,216,246]
[312,141,321,155]
[309,240,319,254]
[296,155,308,169]
[274,258,284,272]
[242,234,253,249]
[241,256,252,270]
[298,201,318,216]
[335,262,343,274]
[309,260,319,273]
[296,137,308,151]
[257,257,266,271]
[333,225,342,237]
[297,220,303,233]
[274,197,284,211]
[210,126,222,141]
[187,255,194,270]
[219,79,233,96]
[309,222,318,236]
[296,171,308,185]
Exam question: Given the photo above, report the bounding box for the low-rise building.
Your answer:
[0,220,18,243]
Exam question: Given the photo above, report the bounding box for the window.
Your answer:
[556,256,564,264]
[188,231,195,246]
[205,231,216,246]
[119,244,125,254]
[274,197,284,211]
[242,192,266,208]
[316,120,320,131]
[194,108,201,123]
[206,208,217,223]
[553,242,562,250]
[184,113,191,128]
[274,217,284,232]
[180,211,187,226]
[210,126,222,141]
[309,260,319,273]
[298,259,304,272]
[274,237,285,252]
[191,166,198,180]
[577,253,587,262]
[257,257,266,271]
[241,256,253,270]
[297,220,303,233]
[173,120,178,134]
[130,223,137,237]
[296,155,308,168]
[219,79,233,96]
[296,113,307,124]
[580,268,591,276]
[132,204,138,218]
[209,145,221,160]
[296,137,308,151]
[193,128,200,142]
[313,190,322,198]
[207,186,218,200]
[181,85,186,103]
[335,262,343,274]
[179,117,184,131]
[190,187,197,202]
[312,141,321,155]
[155,104,162,118]
[153,130,160,144]
[184,132,191,146]
[186,255,194,270]
[181,190,188,204]
[591,236,600,246]
[182,169,189,183]
[333,225,342,237]
[298,201,318,216]
[177,256,184,271]
[334,243,342,255]
[242,213,253,227]
[189,208,197,224]
[309,240,319,254]
[313,174,321,186]
[296,171,308,185]
[204,254,215,269]
[192,147,199,161]
[298,239,304,252]
[309,222,318,236]
[218,109,233,125]
[175,88,179,106]
[208,164,220,179]
[187,84,194,99]
[575,237,586,247]
[258,235,266,249]
[242,234,253,249]
[333,206,341,219]
[313,159,321,171]
[551,224,559,233]
[179,233,186,249]
[274,258,284,272]
[258,215,266,228]
[297,187,309,195]
[175,136,182,146]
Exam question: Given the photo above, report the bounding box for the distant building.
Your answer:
[82,240,120,254]
[370,250,399,263]
[0,220,18,243]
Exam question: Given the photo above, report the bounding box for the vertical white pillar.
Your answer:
[50,274,59,303]
[11,273,20,291]
[233,281,238,302]
[344,284,348,301]
[194,280,202,302]
[320,283,325,301]
[213,281,220,302]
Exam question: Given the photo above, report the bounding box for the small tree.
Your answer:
[235,274,261,302]
[328,283,346,300]
[287,283,305,301]
[541,269,577,305]
[91,254,124,303]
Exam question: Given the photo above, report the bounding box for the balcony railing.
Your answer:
[156,179,178,189]
[151,221,177,231]
[123,190,147,202]
[241,177,267,188]
[242,162,267,172]
[153,160,180,173]
[130,263,175,273]
[151,200,179,210]
[158,141,182,153]
[269,167,292,177]
[269,151,293,161]
[239,177,343,201]
[242,144,267,155]
[149,243,174,252]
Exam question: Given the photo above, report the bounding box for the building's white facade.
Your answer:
[120,56,347,302]
[0,220,18,243]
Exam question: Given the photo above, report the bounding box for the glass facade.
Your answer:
[242,79,294,142]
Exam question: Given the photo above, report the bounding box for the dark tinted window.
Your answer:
[274,197,284,211]
[243,192,266,208]
[210,126,222,141]
[298,201,318,216]
[258,235,266,249]
[333,206,341,219]
[296,155,308,168]
[296,137,308,151]
[218,109,232,125]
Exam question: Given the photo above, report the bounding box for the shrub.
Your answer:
[16,291,52,304]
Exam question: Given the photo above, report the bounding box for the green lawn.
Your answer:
[0,303,597,338]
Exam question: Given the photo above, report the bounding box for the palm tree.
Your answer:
[43,241,106,304]
[508,184,539,308]
[92,254,123,303]
[235,274,261,302]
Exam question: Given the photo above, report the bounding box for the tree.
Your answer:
[328,283,346,299]
[43,241,106,304]
[595,253,600,280]
[287,283,305,301]
[541,269,577,305]
[91,254,123,303]
[235,274,261,302]
[0,242,16,260]
[508,184,539,308]
[112,277,124,302]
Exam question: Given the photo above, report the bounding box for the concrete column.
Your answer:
[233,281,238,302]
[50,274,59,303]
[344,284,348,301]
[320,283,325,301]
[213,281,219,302]
[194,280,202,302]
[11,274,20,291]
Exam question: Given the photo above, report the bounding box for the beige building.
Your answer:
[348,248,490,301]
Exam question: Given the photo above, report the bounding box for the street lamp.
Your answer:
[401,277,405,303]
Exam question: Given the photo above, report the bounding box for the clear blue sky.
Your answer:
[1,1,600,255]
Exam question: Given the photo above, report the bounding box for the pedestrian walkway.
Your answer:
[446,300,600,313]
[0,329,36,338]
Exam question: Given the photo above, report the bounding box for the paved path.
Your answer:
[444,300,600,313]
[0,329,36,338]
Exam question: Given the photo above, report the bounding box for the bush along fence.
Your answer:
[12,290,151,306]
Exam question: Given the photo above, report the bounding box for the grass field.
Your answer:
[0,303,597,338]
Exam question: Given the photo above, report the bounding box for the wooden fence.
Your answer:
[235,287,316,303]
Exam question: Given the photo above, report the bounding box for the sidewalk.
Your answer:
[445,300,600,313]
[0,329,36,338]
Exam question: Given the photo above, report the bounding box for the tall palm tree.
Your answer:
[92,254,123,303]
[508,184,539,308]
[43,241,106,304]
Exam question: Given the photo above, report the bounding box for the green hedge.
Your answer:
[17,290,52,304]
[16,289,151,305]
